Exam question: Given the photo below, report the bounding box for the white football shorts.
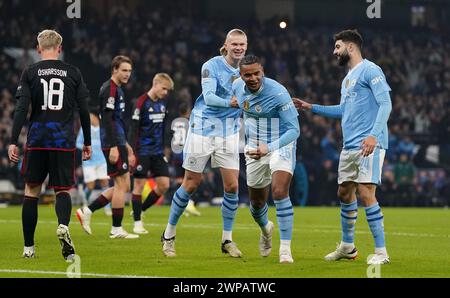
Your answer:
[82,163,109,183]
[338,147,386,185]
[182,131,240,173]
[246,142,296,189]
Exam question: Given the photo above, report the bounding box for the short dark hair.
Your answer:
[334,29,363,50]
[111,55,132,73]
[178,100,191,115]
[239,55,261,67]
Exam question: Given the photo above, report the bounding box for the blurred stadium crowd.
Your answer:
[1,0,449,206]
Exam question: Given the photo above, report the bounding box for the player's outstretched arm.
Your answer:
[292,98,312,111]
[293,97,342,119]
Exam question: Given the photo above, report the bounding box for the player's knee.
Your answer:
[358,192,375,205]
[223,181,238,194]
[337,188,352,202]
[183,177,200,193]
[55,191,70,198]
[250,199,265,209]
[272,186,289,200]
[158,180,170,194]
[115,176,130,192]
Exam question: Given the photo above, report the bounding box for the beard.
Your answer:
[336,50,350,66]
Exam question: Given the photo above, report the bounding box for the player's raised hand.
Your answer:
[361,136,377,157]
[292,98,312,112]
[82,145,92,161]
[8,144,19,163]
[230,96,239,108]
[109,146,119,164]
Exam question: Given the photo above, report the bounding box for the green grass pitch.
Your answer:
[0,205,449,278]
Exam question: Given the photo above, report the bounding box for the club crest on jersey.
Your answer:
[254,105,262,113]
[136,165,143,171]
[106,97,115,109]
[122,163,128,170]
[149,107,154,112]
[132,108,140,120]
[243,101,250,111]
[161,106,166,113]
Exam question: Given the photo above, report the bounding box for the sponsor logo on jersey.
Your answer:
[371,76,384,85]
[281,102,295,111]
[132,108,140,120]
[149,113,166,123]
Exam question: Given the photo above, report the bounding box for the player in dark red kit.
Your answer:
[8,29,92,260]
[76,55,139,239]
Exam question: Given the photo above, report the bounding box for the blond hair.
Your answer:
[37,29,63,50]
[220,29,247,56]
[153,73,174,90]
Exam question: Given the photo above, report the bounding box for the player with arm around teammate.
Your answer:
[161,29,247,257]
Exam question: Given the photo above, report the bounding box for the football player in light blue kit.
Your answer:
[295,29,392,265]
[233,55,300,263]
[161,29,247,257]
[76,112,111,215]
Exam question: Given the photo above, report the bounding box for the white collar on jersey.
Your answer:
[347,59,365,76]
[221,56,239,71]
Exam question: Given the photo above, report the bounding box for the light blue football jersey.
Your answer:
[190,56,242,137]
[339,59,391,149]
[76,126,107,167]
[232,77,300,152]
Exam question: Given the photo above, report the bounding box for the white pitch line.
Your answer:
[0,269,164,278]
[0,220,448,239]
